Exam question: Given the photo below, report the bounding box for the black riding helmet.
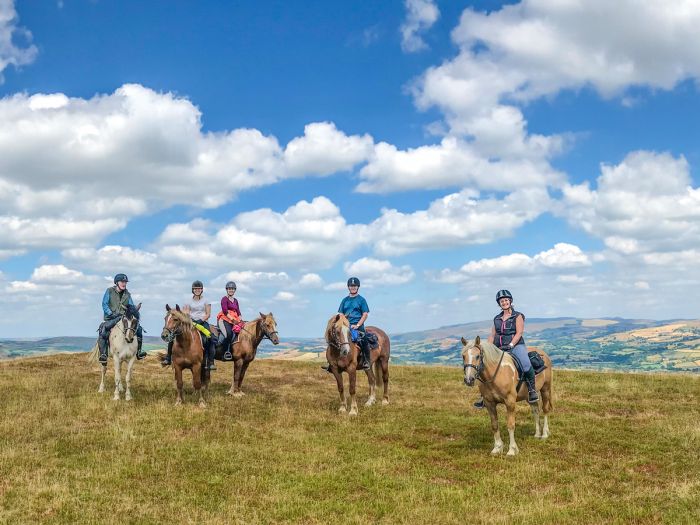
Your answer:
[496,289,513,304]
[192,280,204,293]
[225,281,237,290]
[114,273,128,284]
[347,277,360,287]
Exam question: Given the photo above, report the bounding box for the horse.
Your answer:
[324,313,390,416]
[161,304,210,407]
[89,303,142,401]
[211,313,279,397]
[461,336,553,456]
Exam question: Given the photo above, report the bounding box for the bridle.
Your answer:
[328,324,352,356]
[239,317,279,342]
[118,315,139,342]
[161,313,183,343]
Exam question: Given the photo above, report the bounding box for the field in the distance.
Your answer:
[0,354,698,524]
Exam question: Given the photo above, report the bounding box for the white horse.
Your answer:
[89,304,141,401]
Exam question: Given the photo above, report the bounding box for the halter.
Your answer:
[464,344,505,384]
[162,314,184,343]
[116,314,139,341]
[328,324,352,356]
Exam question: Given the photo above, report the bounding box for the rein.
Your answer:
[238,319,278,343]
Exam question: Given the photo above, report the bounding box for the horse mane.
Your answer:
[480,340,513,368]
[325,313,349,342]
[125,304,140,319]
[170,309,193,329]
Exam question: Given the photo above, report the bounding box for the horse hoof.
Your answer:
[338,407,347,414]
[491,447,503,455]
[125,394,132,402]
[541,432,549,439]
[364,398,376,407]
[381,398,389,406]
[175,400,182,406]
[349,409,358,417]
[112,395,120,401]
[226,389,233,396]
[507,449,518,457]
[98,387,105,393]
[199,402,207,408]
[232,392,244,398]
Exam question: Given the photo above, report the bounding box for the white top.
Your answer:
[185,294,210,321]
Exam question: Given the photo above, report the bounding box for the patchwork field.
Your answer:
[0,353,698,524]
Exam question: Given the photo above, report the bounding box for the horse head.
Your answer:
[121,303,141,343]
[162,304,188,343]
[326,313,352,357]
[461,335,484,387]
[259,312,280,344]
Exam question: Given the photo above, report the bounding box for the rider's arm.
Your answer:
[102,289,111,317]
[353,312,368,330]
[510,314,524,347]
[183,303,191,315]
[204,302,211,321]
[487,324,496,344]
[127,295,135,307]
[221,297,229,315]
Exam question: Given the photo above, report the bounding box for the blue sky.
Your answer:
[1,0,699,337]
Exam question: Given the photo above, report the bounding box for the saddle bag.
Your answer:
[365,332,379,349]
[528,351,546,375]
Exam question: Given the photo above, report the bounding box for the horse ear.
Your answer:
[259,312,266,319]
[166,304,171,312]
[461,337,467,346]
[176,304,181,312]
[475,335,481,346]
[334,314,340,322]
[136,302,142,311]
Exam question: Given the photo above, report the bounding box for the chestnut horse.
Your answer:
[160,305,210,407]
[212,313,280,397]
[461,336,553,456]
[325,313,390,416]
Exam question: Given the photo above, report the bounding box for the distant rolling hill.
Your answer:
[2,318,699,372]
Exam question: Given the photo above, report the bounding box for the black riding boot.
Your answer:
[162,341,173,366]
[208,338,217,371]
[136,334,147,360]
[473,397,484,409]
[524,368,539,404]
[98,337,108,365]
[359,338,371,370]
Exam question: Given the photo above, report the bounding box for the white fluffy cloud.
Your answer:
[0,0,37,81]
[157,197,366,272]
[561,151,700,255]
[299,273,324,288]
[284,122,373,177]
[343,257,415,287]
[400,0,439,53]
[436,243,591,282]
[369,188,551,256]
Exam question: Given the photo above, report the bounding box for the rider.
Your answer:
[338,277,371,370]
[161,280,216,370]
[217,281,242,360]
[474,289,539,409]
[98,273,145,364]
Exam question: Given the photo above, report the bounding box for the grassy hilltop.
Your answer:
[0,354,698,524]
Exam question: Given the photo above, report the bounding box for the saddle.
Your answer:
[210,325,236,360]
[510,350,547,381]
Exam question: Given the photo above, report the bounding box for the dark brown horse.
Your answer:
[211,313,279,397]
[160,305,210,407]
[325,313,390,416]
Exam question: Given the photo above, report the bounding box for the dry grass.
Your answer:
[0,353,698,524]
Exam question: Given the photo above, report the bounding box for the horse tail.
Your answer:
[86,342,99,364]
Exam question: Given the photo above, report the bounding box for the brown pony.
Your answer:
[161,304,210,407]
[461,336,553,456]
[212,313,279,397]
[325,313,390,416]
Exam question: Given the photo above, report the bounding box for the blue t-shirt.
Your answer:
[338,295,369,330]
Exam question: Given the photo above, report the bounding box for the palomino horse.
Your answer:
[325,313,390,416]
[161,305,210,407]
[461,336,553,456]
[89,303,142,401]
[212,313,279,397]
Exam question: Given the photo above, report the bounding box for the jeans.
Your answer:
[509,343,531,372]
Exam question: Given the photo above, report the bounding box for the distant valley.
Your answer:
[2,318,699,373]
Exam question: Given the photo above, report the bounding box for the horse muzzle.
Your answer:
[464,376,475,387]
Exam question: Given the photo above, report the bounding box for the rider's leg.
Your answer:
[207,336,217,370]
[136,326,146,360]
[223,324,233,360]
[473,396,484,409]
[97,326,109,365]
[358,335,371,370]
[162,341,173,366]
[512,344,539,403]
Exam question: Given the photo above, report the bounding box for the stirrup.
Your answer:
[473,398,484,409]
[223,350,233,361]
[321,364,332,373]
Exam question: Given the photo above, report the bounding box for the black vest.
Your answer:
[493,310,525,348]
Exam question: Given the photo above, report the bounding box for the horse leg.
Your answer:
[540,378,552,439]
[380,357,389,405]
[506,400,519,456]
[237,360,251,395]
[332,368,346,413]
[364,363,376,407]
[98,364,107,393]
[348,369,358,416]
[531,402,541,438]
[112,355,122,401]
[124,355,136,401]
[174,365,184,406]
[229,359,245,397]
[486,401,503,455]
[193,363,206,408]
